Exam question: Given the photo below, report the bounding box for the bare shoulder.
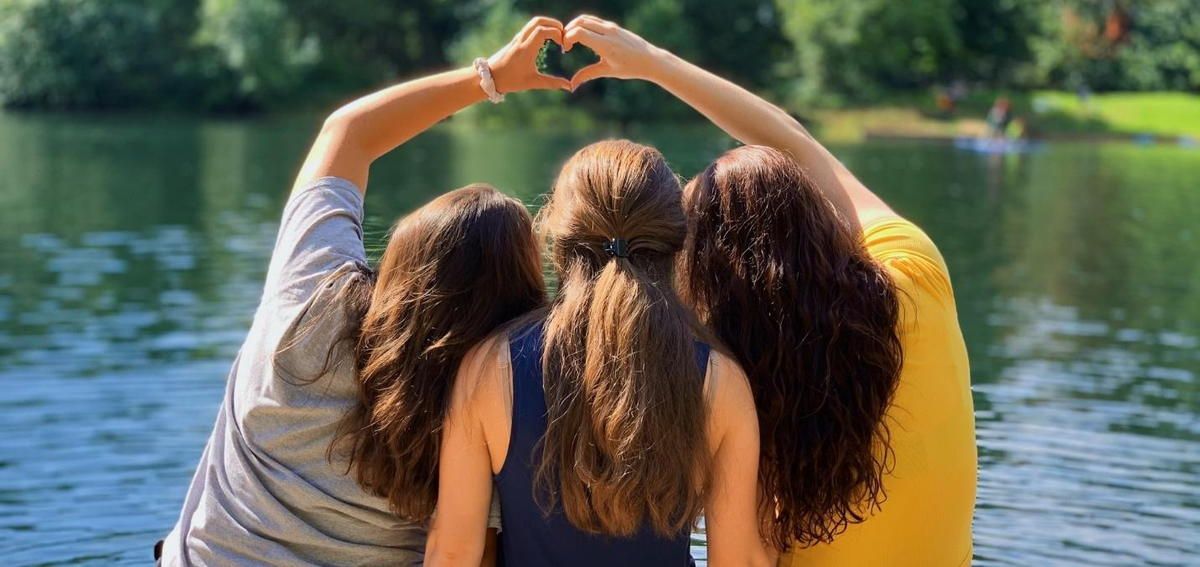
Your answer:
[856,206,902,229]
[447,334,509,431]
[451,333,513,472]
[452,334,511,411]
[705,350,758,442]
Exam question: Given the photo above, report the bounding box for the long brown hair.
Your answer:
[535,139,710,537]
[329,185,544,522]
[680,146,903,549]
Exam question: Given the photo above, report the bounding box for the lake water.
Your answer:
[0,112,1196,566]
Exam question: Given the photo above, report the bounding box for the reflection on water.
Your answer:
[0,113,1196,565]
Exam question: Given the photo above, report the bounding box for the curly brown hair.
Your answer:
[679,145,903,550]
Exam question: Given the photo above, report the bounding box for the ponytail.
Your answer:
[535,140,710,537]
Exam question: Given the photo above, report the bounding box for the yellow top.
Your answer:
[779,217,977,567]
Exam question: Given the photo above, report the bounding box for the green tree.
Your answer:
[0,0,198,108]
[1118,1,1200,91]
[951,0,1042,85]
[287,0,469,89]
[1032,1,1200,92]
[193,0,318,109]
[776,0,962,105]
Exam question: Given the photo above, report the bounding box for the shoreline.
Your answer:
[808,91,1200,145]
[861,130,1199,147]
[4,90,1198,149]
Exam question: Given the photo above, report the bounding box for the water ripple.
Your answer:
[1,129,1197,565]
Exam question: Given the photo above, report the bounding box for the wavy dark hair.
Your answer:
[535,139,711,537]
[679,146,903,549]
[319,185,545,522]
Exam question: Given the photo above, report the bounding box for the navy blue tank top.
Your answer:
[495,321,710,567]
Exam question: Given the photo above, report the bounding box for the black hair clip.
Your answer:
[603,238,630,258]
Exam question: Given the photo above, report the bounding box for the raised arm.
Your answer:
[563,16,893,230]
[294,17,570,194]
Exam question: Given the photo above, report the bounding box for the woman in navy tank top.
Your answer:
[426,140,771,566]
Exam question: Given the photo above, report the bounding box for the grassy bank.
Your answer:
[808,91,1200,142]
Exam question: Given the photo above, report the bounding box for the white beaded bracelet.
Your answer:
[473,57,505,104]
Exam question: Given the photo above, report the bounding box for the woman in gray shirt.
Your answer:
[161,16,570,566]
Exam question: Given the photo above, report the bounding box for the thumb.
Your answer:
[569,62,609,91]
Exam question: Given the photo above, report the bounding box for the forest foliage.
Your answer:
[0,0,1194,118]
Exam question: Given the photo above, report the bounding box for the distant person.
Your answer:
[936,80,967,117]
[554,15,977,566]
[935,89,955,117]
[987,97,1012,138]
[427,140,770,566]
[159,16,569,566]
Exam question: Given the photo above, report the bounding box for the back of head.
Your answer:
[337,184,545,522]
[537,139,709,537]
[680,145,903,549]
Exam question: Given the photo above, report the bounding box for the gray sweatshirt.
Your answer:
[162,178,427,566]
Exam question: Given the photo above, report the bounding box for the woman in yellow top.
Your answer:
[562,16,977,566]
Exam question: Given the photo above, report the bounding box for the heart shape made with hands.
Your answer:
[536,40,601,83]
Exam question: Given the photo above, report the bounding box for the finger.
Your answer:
[568,19,614,40]
[570,62,610,91]
[565,14,590,30]
[571,14,617,33]
[583,14,618,28]
[563,26,604,52]
[518,16,562,42]
[522,25,564,49]
[534,73,572,92]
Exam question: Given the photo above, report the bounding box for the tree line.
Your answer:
[0,0,1196,119]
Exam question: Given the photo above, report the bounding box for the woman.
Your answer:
[427,140,770,566]
[161,17,569,566]
[561,16,977,566]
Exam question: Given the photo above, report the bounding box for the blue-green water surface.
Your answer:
[0,113,1196,565]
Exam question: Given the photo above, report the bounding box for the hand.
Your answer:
[488,17,572,93]
[563,15,663,90]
